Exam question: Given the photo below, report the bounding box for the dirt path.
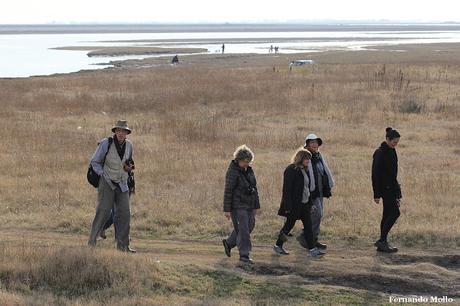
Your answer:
[1,229,459,302]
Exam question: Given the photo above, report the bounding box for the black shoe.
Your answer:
[315,241,327,249]
[273,245,290,255]
[222,239,231,257]
[239,256,254,264]
[375,240,397,253]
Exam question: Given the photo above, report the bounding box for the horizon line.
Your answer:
[2,20,460,26]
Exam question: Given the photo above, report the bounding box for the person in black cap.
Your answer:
[372,127,402,253]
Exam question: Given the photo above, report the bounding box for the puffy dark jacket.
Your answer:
[223,160,260,212]
[372,141,402,199]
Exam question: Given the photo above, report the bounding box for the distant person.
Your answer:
[269,45,274,53]
[273,148,325,257]
[372,127,402,253]
[88,120,136,253]
[171,55,179,65]
[297,134,334,250]
[274,46,279,53]
[222,145,260,264]
[222,43,225,54]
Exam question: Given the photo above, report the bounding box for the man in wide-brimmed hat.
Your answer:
[297,133,335,251]
[88,120,136,253]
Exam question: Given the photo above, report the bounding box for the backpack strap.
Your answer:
[101,137,113,166]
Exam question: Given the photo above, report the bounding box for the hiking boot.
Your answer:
[309,247,326,257]
[375,240,398,253]
[273,245,290,255]
[239,256,255,264]
[315,241,327,250]
[296,233,308,249]
[222,239,231,257]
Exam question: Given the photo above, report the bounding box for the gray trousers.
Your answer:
[311,197,324,239]
[226,209,256,257]
[88,178,131,249]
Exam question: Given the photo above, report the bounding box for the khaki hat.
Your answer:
[112,120,132,134]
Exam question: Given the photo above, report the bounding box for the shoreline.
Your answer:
[4,42,460,79]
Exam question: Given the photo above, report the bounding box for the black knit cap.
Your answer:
[386,127,401,140]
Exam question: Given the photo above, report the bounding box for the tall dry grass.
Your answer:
[0,62,459,247]
[0,242,239,305]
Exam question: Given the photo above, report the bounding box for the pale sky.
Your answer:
[2,0,460,24]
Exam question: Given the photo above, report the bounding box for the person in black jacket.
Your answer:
[273,148,325,257]
[222,145,260,264]
[372,127,402,253]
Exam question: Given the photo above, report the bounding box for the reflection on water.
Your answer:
[2,30,460,78]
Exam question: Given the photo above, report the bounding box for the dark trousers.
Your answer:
[380,192,401,242]
[276,203,315,249]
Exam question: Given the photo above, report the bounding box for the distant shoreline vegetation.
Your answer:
[51,46,208,57]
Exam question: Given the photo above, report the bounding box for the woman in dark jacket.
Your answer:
[222,145,260,264]
[372,127,402,253]
[273,148,325,257]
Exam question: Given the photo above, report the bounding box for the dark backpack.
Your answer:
[87,137,113,188]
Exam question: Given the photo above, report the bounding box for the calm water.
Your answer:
[2,28,460,78]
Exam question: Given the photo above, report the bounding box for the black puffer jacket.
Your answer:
[372,142,402,199]
[223,160,260,212]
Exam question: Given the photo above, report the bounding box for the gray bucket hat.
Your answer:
[112,120,132,134]
[305,133,323,147]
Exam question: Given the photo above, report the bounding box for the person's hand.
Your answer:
[396,199,401,207]
[123,164,134,172]
[374,198,380,204]
[285,210,291,214]
[224,212,231,220]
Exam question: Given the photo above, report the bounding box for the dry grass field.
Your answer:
[0,46,459,305]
